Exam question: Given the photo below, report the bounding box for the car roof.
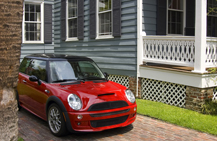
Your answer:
[24,54,93,61]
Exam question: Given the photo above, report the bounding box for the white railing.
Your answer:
[143,36,195,67]
[206,37,217,68]
[143,36,217,68]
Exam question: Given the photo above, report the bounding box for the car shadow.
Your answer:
[62,124,134,140]
[19,108,134,141]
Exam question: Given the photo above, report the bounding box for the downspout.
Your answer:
[136,0,144,97]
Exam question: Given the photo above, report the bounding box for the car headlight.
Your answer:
[125,89,135,103]
[67,94,82,111]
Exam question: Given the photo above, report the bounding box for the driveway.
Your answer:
[18,109,217,141]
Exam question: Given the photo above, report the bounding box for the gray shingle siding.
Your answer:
[54,0,138,76]
[143,0,157,35]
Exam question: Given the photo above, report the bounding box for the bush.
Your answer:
[202,100,217,115]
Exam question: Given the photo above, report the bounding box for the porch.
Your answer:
[139,36,217,88]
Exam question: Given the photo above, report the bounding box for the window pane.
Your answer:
[99,12,112,35]
[68,19,77,37]
[25,23,41,41]
[25,4,29,12]
[30,5,35,12]
[25,13,29,21]
[207,16,217,37]
[99,0,111,12]
[68,0,77,18]
[19,58,31,74]
[27,60,47,82]
[168,0,183,10]
[168,11,183,34]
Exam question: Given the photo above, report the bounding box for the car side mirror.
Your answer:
[29,75,41,85]
[103,72,109,80]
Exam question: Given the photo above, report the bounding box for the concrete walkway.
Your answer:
[18,109,217,141]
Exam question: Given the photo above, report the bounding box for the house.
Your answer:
[21,0,217,112]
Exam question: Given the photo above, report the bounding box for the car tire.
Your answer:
[47,103,68,136]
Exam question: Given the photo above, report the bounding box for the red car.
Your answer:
[17,54,137,136]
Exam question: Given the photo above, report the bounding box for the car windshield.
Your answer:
[49,60,106,83]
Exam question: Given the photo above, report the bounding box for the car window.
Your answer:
[78,61,102,78]
[19,58,31,74]
[50,61,76,81]
[27,59,47,82]
[49,60,105,82]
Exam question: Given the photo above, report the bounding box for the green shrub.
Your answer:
[202,100,217,115]
[18,137,24,141]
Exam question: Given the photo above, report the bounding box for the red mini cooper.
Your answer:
[17,54,137,136]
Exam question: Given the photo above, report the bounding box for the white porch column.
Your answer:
[193,0,207,73]
[136,0,143,97]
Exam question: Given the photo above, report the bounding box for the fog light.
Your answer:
[134,107,137,111]
[77,115,83,120]
[77,122,81,125]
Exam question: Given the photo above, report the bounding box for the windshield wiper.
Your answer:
[84,77,106,81]
[52,79,78,83]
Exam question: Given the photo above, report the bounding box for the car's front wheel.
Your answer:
[47,103,68,136]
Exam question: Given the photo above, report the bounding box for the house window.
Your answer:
[207,0,217,37]
[23,3,44,43]
[167,0,184,34]
[67,0,78,39]
[98,0,112,37]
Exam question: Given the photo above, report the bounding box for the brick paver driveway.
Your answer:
[18,109,217,141]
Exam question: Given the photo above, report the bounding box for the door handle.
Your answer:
[23,80,27,83]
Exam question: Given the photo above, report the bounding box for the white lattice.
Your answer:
[206,40,217,67]
[108,75,129,87]
[141,78,186,107]
[213,88,217,101]
[143,36,195,67]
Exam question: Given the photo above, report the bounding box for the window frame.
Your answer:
[166,0,186,35]
[66,0,78,41]
[96,0,114,39]
[22,1,44,44]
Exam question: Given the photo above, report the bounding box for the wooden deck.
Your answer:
[140,63,213,74]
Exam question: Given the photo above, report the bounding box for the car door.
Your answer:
[23,59,49,119]
[17,58,33,110]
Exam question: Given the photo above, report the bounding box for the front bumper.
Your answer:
[65,104,137,132]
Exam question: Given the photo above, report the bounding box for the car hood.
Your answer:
[54,80,128,111]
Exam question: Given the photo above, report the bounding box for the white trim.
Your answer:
[66,0,78,41]
[137,0,143,97]
[96,0,114,39]
[65,38,79,42]
[22,1,44,44]
[193,0,207,73]
[139,66,217,88]
[95,35,114,40]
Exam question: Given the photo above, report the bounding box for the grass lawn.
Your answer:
[136,99,217,136]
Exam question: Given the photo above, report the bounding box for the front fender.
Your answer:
[46,96,75,133]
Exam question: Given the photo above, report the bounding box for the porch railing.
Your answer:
[206,37,217,67]
[143,36,217,68]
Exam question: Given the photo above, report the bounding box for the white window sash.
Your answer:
[96,0,113,39]
[66,0,78,41]
[22,1,44,44]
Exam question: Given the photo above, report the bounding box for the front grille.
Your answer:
[90,115,128,128]
[90,109,130,117]
[88,101,128,111]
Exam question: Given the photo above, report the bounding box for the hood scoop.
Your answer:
[98,93,115,97]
